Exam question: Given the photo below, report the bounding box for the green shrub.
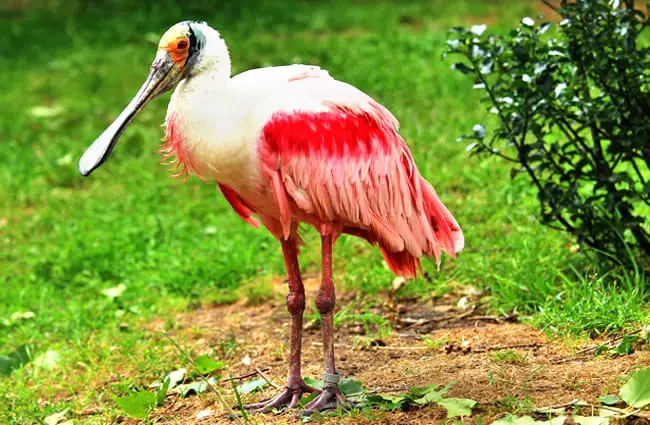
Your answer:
[446,0,650,265]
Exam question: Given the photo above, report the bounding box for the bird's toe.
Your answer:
[299,386,352,417]
[242,382,318,413]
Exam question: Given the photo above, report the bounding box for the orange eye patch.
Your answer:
[159,24,193,68]
[167,38,190,64]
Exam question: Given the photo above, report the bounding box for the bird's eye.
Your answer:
[177,40,189,50]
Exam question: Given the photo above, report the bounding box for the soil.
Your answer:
[126,276,650,425]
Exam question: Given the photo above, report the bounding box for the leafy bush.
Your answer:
[446,0,650,264]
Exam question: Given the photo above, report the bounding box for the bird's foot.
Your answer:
[243,381,319,413]
[300,374,352,416]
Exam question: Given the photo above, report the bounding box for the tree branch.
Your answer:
[540,0,560,12]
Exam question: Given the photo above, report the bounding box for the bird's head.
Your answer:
[78,21,226,177]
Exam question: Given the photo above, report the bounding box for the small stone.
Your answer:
[196,409,213,421]
[457,296,471,310]
[391,276,406,292]
[349,325,365,335]
[241,354,252,366]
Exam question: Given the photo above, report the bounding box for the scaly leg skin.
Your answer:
[244,237,319,412]
[301,235,353,416]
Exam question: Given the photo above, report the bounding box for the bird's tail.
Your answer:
[421,178,464,256]
[378,177,464,278]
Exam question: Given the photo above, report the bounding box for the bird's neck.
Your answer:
[186,29,232,82]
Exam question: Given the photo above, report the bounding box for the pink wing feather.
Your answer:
[218,183,260,229]
[258,99,464,277]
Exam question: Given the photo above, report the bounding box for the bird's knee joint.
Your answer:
[286,291,305,314]
[314,292,335,315]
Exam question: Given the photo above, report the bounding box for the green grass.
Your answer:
[0,0,648,423]
[488,350,527,365]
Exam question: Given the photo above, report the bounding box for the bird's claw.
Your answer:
[300,385,352,416]
[243,381,320,413]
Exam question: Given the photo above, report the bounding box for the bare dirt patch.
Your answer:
[139,278,649,424]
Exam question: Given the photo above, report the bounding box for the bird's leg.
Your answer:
[244,236,319,412]
[301,234,352,416]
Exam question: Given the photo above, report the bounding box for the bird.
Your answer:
[78,21,464,415]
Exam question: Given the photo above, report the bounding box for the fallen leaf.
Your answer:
[194,355,225,375]
[598,409,618,418]
[339,378,363,396]
[619,367,650,408]
[491,415,566,425]
[236,378,267,394]
[413,386,444,405]
[304,377,323,389]
[597,395,620,406]
[573,416,609,425]
[44,409,69,425]
[115,391,157,419]
[165,368,187,389]
[177,377,217,397]
[491,416,538,425]
[540,416,567,425]
[437,397,476,418]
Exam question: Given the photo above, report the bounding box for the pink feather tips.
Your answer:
[158,116,203,181]
[158,138,188,180]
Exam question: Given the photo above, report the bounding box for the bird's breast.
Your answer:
[162,97,262,191]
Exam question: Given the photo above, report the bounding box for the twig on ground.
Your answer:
[373,346,429,351]
[473,342,542,353]
[550,357,578,365]
[551,329,644,364]
[254,366,281,390]
[402,307,477,330]
[312,338,542,353]
[470,315,515,322]
[222,368,271,382]
[576,329,642,355]
[311,342,348,348]
[533,398,589,413]
[533,399,650,420]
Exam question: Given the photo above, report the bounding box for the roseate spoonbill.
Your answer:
[79,21,464,415]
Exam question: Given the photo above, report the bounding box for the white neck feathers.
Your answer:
[189,24,231,82]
